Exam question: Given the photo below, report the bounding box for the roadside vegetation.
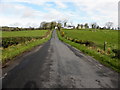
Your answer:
[1,20,119,70]
[1,30,51,65]
[1,21,62,65]
[57,29,120,72]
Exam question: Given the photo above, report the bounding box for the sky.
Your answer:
[0,0,119,28]
[118,1,120,27]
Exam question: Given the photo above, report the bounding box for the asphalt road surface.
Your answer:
[2,30,119,88]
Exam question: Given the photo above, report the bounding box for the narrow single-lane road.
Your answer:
[2,30,118,88]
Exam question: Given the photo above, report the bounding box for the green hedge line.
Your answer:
[1,30,50,48]
[2,37,43,48]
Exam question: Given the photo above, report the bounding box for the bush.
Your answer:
[2,37,43,48]
[84,41,95,46]
[112,49,120,58]
[72,39,96,47]
[60,31,65,37]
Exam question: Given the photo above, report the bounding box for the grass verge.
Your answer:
[2,31,51,65]
[57,30,120,73]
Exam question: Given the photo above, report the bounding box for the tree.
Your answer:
[63,20,68,27]
[40,21,57,30]
[50,21,56,30]
[57,21,62,31]
[57,23,62,31]
[80,24,84,29]
[44,23,49,29]
[96,25,100,29]
[76,24,80,29]
[118,27,120,30]
[40,22,46,29]
[84,23,89,28]
[64,22,67,27]
[91,22,97,29]
[105,22,113,29]
[103,26,106,29]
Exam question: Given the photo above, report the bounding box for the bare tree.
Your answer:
[105,22,113,29]
[63,20,68,27]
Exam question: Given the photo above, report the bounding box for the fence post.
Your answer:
[104,41,107,51]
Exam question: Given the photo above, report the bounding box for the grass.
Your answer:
[2,30,51,64]
[2,30,47,37]
[57,29,120,72]
[63,29,118,50]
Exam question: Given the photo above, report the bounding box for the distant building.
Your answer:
[55,26,58,29]
[64,25,75,29]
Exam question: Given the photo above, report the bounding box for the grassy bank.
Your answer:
[63,29,118,50]
[2,31,51,65]
[57,30,120,72]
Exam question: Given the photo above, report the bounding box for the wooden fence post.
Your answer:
[104,41,107,51]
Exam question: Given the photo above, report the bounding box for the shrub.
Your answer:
[107,48,111,54]
[2,37,43,48]
[112,49,120,58]
[100,50,105,54]
[97,48,101,52]
[61,31,65,37]
[74,39,78,43]
[71,39,74,42]
[83,41,95,46]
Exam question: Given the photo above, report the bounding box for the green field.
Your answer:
[2,30,47,37]
[1,30,51,65]
[58,29,120,72]
[63,29,118,50]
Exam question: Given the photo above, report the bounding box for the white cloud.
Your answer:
[0,2,44,27]
[71,0,118,27]
[0,0,119,28]
[54,1,67,8]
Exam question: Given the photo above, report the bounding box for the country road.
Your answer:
[2,30,119,88]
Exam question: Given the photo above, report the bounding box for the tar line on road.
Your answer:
[2,30,119,88]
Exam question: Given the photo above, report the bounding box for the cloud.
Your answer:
[0,0,119,28]
[9,23,22,26]
[21,8,36,18]
[0,2,45,27]
[118,1,120,27]
[54,1,67,8]
[71,0,118,27]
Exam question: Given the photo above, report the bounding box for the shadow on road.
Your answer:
[24,81,39,89]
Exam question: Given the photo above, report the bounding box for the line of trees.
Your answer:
[1,20,118,31]
[39,21,62,30]
[1,26,39,31]
[1,21,63,31]
[76,23,89,29]
[76,22,116,30]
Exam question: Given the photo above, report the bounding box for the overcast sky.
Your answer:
[0,0,119,28]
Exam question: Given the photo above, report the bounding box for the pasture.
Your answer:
[63,29,118,50]
[2,30,47,37]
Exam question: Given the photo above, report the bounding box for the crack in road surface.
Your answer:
[2,30,118,88]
